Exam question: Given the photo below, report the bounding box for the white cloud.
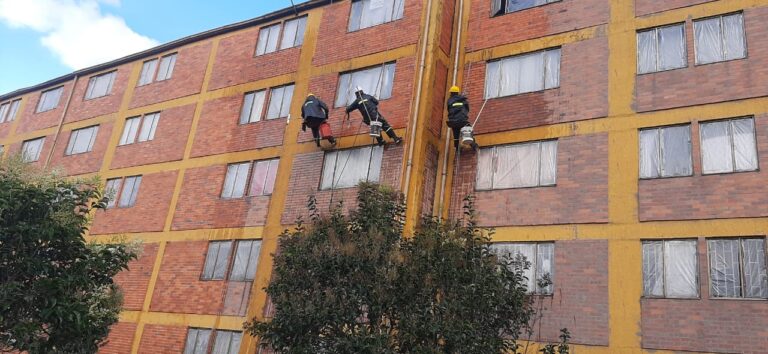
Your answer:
[0,0,158,69]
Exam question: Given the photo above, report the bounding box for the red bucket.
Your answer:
[319,122,332,138]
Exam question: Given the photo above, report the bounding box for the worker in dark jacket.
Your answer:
[302,94,336,147]
[345,87,402,146]
[446,85,478,151]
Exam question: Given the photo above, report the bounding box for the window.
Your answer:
[639,125,693,178]
[221,159,280,198]
[138,53,177,86]
[65,125,99,155]
[491,0,559,16]
[642,240,699,298]
[694,13,746,65]
[491,242,554,295]
[255,17,307,56]
[119,113,160,145]
[240,85,295,124]
[0,99,21,123]
[321,146,383,189]
[212,331,243,354]
[485,48,561,99]
[476,140,557,190]
[85,71,116,100]
[708,238,768,299]
[183,328,212,354]
[335,63,396,107]
[36,86,63,113]
[637,24,687,74]
[700,117,758,174]
[104,175,142,208]
[349,0,405,31]
[202,240,262,281]
[21,137,45,162]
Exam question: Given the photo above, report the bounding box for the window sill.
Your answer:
[639,174,694,181]
[701,168,760,177]
[641,296,700,300]
[709,296,768,301]
[475,184,557,192]
[694,56,748,67]
[253,45,301,58]
[347,18,405,34]
[636,65,688,76]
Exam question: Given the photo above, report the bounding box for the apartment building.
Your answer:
[0,0,766,353]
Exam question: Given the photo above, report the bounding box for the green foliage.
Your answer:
[246,183,567,353]
[0,157,139,353]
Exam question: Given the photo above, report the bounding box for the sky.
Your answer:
[0,0,298,95]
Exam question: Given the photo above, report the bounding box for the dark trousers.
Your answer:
[305,117,335,146]
[448,119,471,149]
[364,113,398,144]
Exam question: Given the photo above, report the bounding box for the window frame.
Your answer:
[636,23,688,75]
[211,330,244,354]
[693,12,748,66]
[491,241,555,295]
[183,327,213,354]
[699,117,759,175]
[137,52,178,86]
[484,48,561,99]
[84,71,117,100]
[104,175,142,209]
[490,0,560,17]
[320,145,384,190]
[641,239,701,299]
[707,237,768,300]
[348,0,406,32]
[201,239,263,282]
[65,125,99,156]
[36,86,64,113]
[638,124,694,179]
[334,62,397,108]
[254,16,308,57]
[118,112,161,146]
[240,84,295,124]
[21,137,45,162]
[475,139,558,191]
[220,158,280,199]
[0,99,21,123]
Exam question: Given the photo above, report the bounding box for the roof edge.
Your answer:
[0,0,331,101]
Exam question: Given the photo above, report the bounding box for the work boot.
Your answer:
[329,137,337,147]
[377,137,386,146]
[393,137,403,145]
[315,138,321,148]
[471,142,479,151]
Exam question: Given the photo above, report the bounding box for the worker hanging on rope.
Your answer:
[302,93,337,148]
[345,87,403,146]
[446,85,479,151]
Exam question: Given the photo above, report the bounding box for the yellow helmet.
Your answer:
[449,86,460,93]
[307,93,314,97]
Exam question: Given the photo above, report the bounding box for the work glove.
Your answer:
[301,123,306,132]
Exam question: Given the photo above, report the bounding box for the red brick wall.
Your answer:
[111,104,195,169]
[0,95,24,139]
[138,324,188,353]
[639,115,768,221]
[636,8,768,112]
[439,0,456,57]
[466,0,609,52]
[98,322,136,354]
[15,83,74,134]
[281,145,404,224]
[641,238,768,353]
[421,143,439,217]
[635,0,715,17]
[91,171,178,235]
[430,61,449,138]
[298,57,416,143]
[465,37,609,134]
[150,241,226,314]
[450,133,609,226]
[191,95,287,158]
[48,122,114,176]
[130,42,212,109]
[66,64,131,122]
[311,0,422,67]
[533,239,609,346]
[114,243,158,311]
[172,164,271,230]
[209,28,300,91]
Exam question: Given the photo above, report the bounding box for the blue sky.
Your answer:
[0,0,296,95]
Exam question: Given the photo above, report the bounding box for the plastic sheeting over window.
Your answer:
[212,331,243,354]
[476,140,557,190]
[637,24,687,74]
[256,23,281,56]
[65,125,98,155]
[279,17,307,50]
[485,48,560,99]
[202,241,233,280]
[85,71,116,99]
[0,99,20,123]
[694,13,746,65]
[639,125,692,178]
[21,137,44,162]
[184,328,212,354]
[321,146,383,189]
[491,242,554,295]
[118,176,142,208]
[229,240,262,282]
[709,238,768,299]
[156,54,177,81]
[701,117,758,174]
[36,86,63,113]
[642,240,698,298]
[349,0,405,32]
[335,63,396,107]
[266,84,295,119]
[240,90,267,124]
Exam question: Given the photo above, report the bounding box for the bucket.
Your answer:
[319,122,332,138]
[460,126,475,145]
[369,121,383,138]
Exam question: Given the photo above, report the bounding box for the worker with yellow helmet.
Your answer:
[446,86,478,151]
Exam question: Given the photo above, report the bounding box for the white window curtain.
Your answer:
[0,99,20,123]
[137,113,160,142]
[279,17,307,50]
[138,59,158,86]
[642,240,698,298]
[485,48,560,99]
[118,176,141,207]
[240,90,267,124]
[321,146,383,189]
[639,126,692,178]
[85,72,116,99]
[184,328,212,354]
[21,138,44,162]
[492,243,554,295]
[119,117,141,145]
[104,178,122,208]
[37,87,63,112]
[203,241,233,280]
[0,103,10,123]
[66,126,98,155]
[249,159,279,196]
[222,162,251,198]
[156,54,177,81]
[212,331,243,354]
[256,24,281,56]
[335,63,396,107]
[701,118,757,174]
[695,13,746,64]
[349,0,405,32]
[266,84,295,119]
[637,24,686,74]
[230,240,262,282]
[476,140,557,190]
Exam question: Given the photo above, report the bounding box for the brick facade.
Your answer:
[98,322,137,354]
[49,122,114,176]
[66,64,132,122]
[15,83,74,134]
[137,325,188,353]
[635,0,716,17]
[114,243,159,311]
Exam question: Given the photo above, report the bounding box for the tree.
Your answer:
[246,182,567,353]
[0,157,139,353]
